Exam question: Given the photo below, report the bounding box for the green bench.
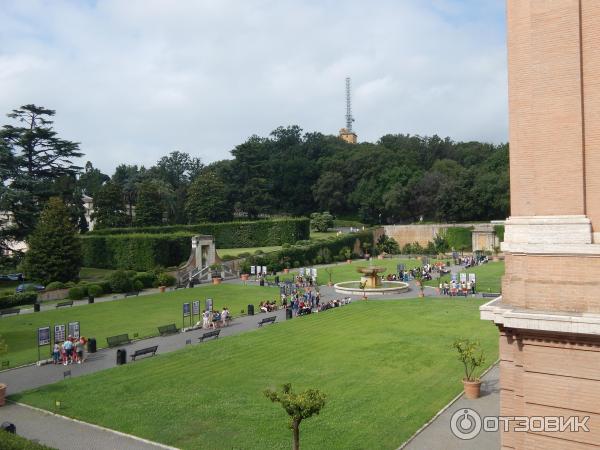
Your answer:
[106,334,131,348]
[158,324,179,336]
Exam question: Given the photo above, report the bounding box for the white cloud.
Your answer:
[0,0,507,173]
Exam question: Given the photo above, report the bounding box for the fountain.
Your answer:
[334,265,409,296]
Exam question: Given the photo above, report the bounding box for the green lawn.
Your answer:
[217,246,283,258]
[0,284,278,368]
[12,299,498,449]
[427,261,505,293]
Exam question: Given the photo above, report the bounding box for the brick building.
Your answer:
[481,1,600,448]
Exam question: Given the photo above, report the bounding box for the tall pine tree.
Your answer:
[91,181,128,229]
[134,181,164,226]
[21,197,82,284]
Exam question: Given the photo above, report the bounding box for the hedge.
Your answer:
[444,227,473,251]
[88,218,310,248]
[245,230,375,271]
[0,291,38,310]
[0,431,56,450]
[494,224,505,242]
[80,233,192,271]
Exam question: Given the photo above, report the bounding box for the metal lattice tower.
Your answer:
[345,77,355,132]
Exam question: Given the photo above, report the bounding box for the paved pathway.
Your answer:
[402,364,500,450]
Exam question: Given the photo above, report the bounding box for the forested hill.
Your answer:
[204,125,509,224]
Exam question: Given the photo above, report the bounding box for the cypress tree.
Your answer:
[21,197,82,283]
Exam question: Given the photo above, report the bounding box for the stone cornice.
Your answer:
[480,297,600,336]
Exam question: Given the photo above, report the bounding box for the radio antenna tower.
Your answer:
[345,77,355,132]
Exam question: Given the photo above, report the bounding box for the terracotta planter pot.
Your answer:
[0,383,6,407]
[377,255,384,260]
[284,268,289,274]
[159,286,166,293]
[212,277,222,285]
[463,379,482,399]
[241,274,249,281]
[347,259,352,264]
[327,282,333,287]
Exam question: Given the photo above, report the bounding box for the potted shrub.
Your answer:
[340,247,352,264]
[453,338,486,399]
[240,261,251,281]
[362,242,372,260]
[0,335,7,406]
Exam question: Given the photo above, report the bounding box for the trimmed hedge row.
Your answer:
[88,218,310,248]
[0,291,38,310]
[245,230,374,271]
[0,431,56,449]
[444,227,473,251]
[80,233,192,271]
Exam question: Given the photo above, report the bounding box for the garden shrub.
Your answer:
[133,272,156,289]
[45,281,66,291]
[133,279,144,292]
[494,224,505,242]
[0,292,38,309]
[87,284,103,297]
[68,286,86,300]
[109,270,134,293]
[0,430,55,449]
[155,273,176,287]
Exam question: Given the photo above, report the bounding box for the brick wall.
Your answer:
[500,329,600,449]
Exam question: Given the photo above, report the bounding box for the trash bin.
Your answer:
[259,279,265,287]
[87,338,97,353]
[247,304,254,316]
[286,308,293,320]
[116,348,127,365]
[33,302,40,312]
[1,422,16,434]
[88,295,94,304]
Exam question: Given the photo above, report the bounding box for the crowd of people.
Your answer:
[197,307,230,329]
[52,336,87,365]
[437,279,477,296]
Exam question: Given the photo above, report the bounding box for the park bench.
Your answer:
[130,345,158,361]
[0,308,20,317]
[56,300,73,308]
[106,333,131,348]
[199,330,220,342]
[258,316,276,327]
[124,291,139,298]
[158,324,179,336]
[481,293,501,298]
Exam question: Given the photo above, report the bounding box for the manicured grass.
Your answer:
[13,298,498,449]
[428,261,505,293]
[0,284,278,367]
[217,246,283,258]
[79,267,116,282]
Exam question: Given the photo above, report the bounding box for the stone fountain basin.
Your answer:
[334,280,410,296]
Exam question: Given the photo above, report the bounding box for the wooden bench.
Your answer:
[106,334,131,348]
[130,345,158,361]
[481,293,501,298]
[124,291,139,298]
[158,324,179,336]
[56,300,73,308]
[199,330,220,342]
[0,308,20,317]
[258,316,276,327]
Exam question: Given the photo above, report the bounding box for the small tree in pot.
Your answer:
[264,383,326,450]
[453,338,486,399]
[324,268,334,287]
[210,264,223,284]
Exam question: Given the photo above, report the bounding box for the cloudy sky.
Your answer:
[0,0,507,173]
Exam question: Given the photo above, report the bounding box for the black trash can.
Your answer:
[286,308,293,320]
[1,422,16,434]
[87,338,97,353]
[247,304,254,316]
[259,279,265,287]
[88,295,94,304]
[116,348,127,365]
[33,302,40,312]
